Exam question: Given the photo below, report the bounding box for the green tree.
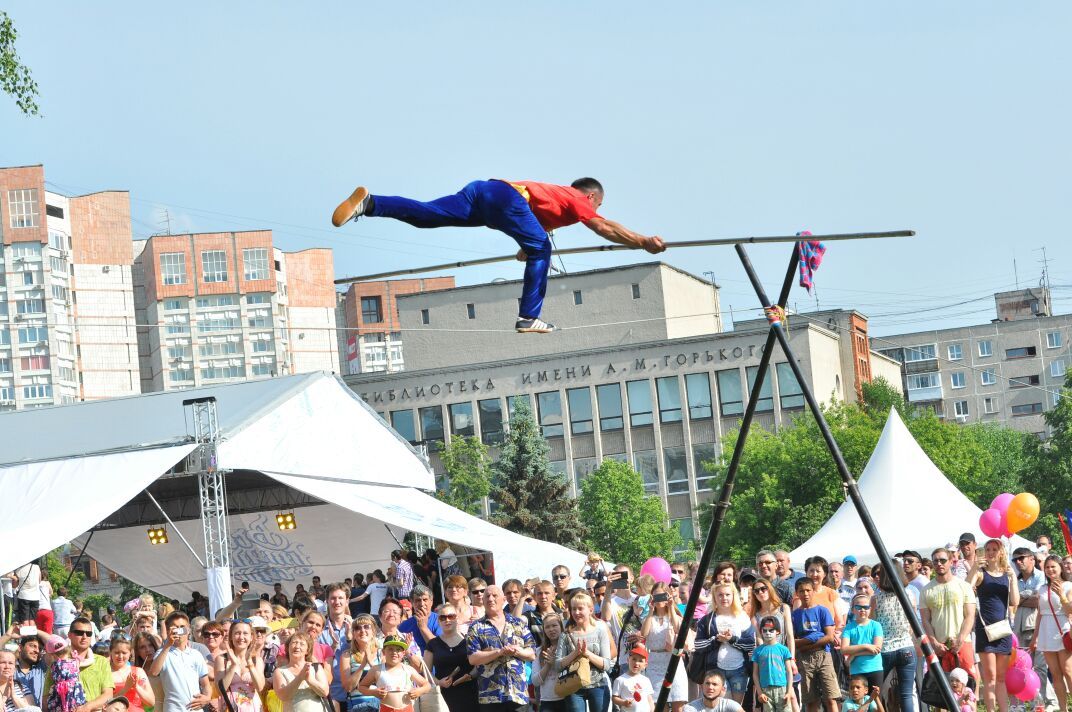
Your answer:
[861,376,907,418]
[1023,369,1072,544]
[578,460,682,568]
[1,12,40,116]
[489,401,586,549]
[436,435,493,516]
[44,550,84,599]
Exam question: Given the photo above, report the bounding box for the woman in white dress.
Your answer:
[640,581,689,711]
[1031,555,1072,712]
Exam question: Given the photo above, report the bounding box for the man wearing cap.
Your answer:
[841,557,859,589]
[828,563,855,607]
[147,612,210,712]
[953,533,977,580]
[44,617,114,712]
[920,548,977,675]
[1013,547,1058,710]
[899,551,930,599]
[466,585,536,711]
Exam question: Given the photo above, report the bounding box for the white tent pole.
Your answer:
[145,491,206,568]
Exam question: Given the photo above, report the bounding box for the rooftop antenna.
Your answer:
[158,208,172,235]
[1014,258,1019,289]
[1035,246,1051,288]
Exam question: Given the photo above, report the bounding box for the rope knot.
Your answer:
[764,305,787,328]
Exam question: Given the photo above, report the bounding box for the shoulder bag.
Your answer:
[607,608,634,681]
[1045,583,1072,652]
[554,631,592,697]
[685,614,714,684]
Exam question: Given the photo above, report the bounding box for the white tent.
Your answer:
[788,408,1031,566]
[0,372,585,596]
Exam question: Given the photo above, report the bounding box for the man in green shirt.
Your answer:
[44,617,114,712]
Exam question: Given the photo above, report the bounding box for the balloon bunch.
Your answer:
[979,492,1039,538]
[1006,642,1042,702]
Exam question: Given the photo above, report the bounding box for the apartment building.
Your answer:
[133,231,339,391]
[0,164,139,410]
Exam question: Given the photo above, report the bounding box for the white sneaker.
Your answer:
[515,317,557,333]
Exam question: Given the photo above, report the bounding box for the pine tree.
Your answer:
[490,401,586,549]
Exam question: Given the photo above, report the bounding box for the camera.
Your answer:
[172,626,188,636]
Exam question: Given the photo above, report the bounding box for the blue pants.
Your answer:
[566,685,610,712]
[367,180,552,319]
[882,647,916,712]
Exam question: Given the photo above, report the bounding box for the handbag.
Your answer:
[1045,584,1072,652]
[977,571,1013,642]
[685,614,713,684]
[921,668,950,708]
[554,633,592,697]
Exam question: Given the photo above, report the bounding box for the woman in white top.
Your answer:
[641,581,688,711]
[532,613,568,711]
[273,632,330,712]
[1031,555,1072,712]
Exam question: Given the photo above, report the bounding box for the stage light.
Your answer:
[275,512,297,531]
[147,526,168,545]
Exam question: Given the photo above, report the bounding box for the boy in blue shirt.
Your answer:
[841,675,885,712]
[791,578,839,712]
[752,615,795,712]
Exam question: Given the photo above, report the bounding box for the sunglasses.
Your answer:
[853,605,871,611]
[753,587,770,594]
[201,632,222,638]
[439,614,457,621]
[669,582,680,588]
[933,558,949,564]
[471,589,486,595]
[70,630,93,637]
[352,624,373,631]
[553,574,569,580]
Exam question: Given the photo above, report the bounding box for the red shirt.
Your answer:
[509,180,602,232]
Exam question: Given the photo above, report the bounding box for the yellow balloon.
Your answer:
[1007,492,1040,534]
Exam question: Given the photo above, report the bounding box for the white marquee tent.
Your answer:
[788,408,1032,566]
[0,372,585,599]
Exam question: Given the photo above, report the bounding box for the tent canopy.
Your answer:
[1,372,585,589]
[789,408,1031,566]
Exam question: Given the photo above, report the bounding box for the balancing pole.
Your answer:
[726,243,960,712]
[334,229,914,285]
[653,247,801,712]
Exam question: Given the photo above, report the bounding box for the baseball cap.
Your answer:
[629,645,649,660]
[382,633,408,650]
[45,635,68,655]
[105,698,130,710]
[399,600,412,610]
[842,555,858,565]
[898,550,922,561]
[958,532,976,544]
[1012,547,1034,560]
[246,616,269,631]
[739,567,758,583]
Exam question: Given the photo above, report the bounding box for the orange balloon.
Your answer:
[1007,492,1040,534]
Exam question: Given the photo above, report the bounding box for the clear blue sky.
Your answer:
[4,3,1070,338]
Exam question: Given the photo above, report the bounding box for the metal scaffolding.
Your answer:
[183,397,231,571]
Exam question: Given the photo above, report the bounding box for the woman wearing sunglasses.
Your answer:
[442,577,474,634]
[841,594,884,690]
[467,579,487,621]
[748,577,797,710]
[422,604,476,712]
[339,615,380,712]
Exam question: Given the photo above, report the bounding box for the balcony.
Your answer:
[907,385,944,402]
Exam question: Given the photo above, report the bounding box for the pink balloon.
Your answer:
[991,492,1015,512]
[640,557,672,584]
[1015,649,1033,670]
[1016,670,1041,702]
[1006,666,1027,695]
[980,508,1005,538]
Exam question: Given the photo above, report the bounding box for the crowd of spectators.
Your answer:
[1,532,1071,712]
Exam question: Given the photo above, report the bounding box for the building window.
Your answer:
[664,447,690,494]
[361,296,383,323]
[631,283,641,299]
[390,409,418,445]
[11,242,41,259]
[22,384,52,400]
[574,457,598,492]
[201,250,228,283]
[954,400,969,417]
[418,406,444,443]
[159,252,187,285]
[1047,332,1062,349]
[595,383,624,430]
[948,344,963,361]
[776,363,805,409]
[196,295,237,308]
[168,345,192,360]
[250,362,274,376]
[169,369,193,382]
[18,326,47,343]
[716,369,743,416]
[201,365,246,379]
[573,290,583,305]
[978,340,993,357]
[566,387,594,435]
[1051,360,1067,379]
[8,189,40,228]
[980,368,997,386]
[20,355,49,370]
[907,372,941,391]
[746,366,774,412]
[904,344,937,362]
[1012,403,1044,416]
[478,398,504,445]
[420,308,430,325]
[466,303,475,320]
[685,372,713,420]
[984,397,999,414]
[1006,346,1038,359]
[449,402,475,437]
[506,394,532,424]
[242,248,270,281]
[22,271,36,286]
[1009,375,1040,388]
[198,341,240,357]
[0,358,10,373]
[246,293,271,304]
[252,339,273,353]
[16,299,45,314]
[626,379,654,426]
[537,390,564,437]
[951,372,966,389]
[164,298,184,311]
[1055,392,1062,407]
[656,376,682,423]
[633,450,660,495]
